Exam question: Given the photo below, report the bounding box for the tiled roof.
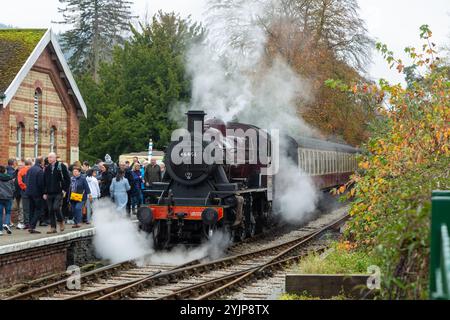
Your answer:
[0,29,46,93]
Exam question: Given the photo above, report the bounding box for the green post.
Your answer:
[430,190,450,299]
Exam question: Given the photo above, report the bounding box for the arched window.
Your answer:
[50,127,57,153]
[16,123,25,160]
[33,89,42,158]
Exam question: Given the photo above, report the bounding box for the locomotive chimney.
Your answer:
[186,110,206,134]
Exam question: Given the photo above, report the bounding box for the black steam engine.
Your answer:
[138,110,275,248]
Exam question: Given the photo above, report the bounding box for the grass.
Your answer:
[280,293,347,300]
[278,242,377,300]
[296,243,375,275]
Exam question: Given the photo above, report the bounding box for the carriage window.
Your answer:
[337,153,341,173]
[319,151,323,174]
[320,151,325,174]
[329,152,332,174]
[331,152,335,172]
[314,151,318,175]
[298,149,302,172]
[299,149,305,173]
[334,152,337,172]
[304,150,308,174]
[307,150,312,174]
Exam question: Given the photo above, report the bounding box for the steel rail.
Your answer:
[4,258,138,300]
[61,259,202,300]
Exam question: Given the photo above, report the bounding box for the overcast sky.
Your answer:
[1,0,449,84]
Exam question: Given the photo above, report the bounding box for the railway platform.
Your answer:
[0,224,94,254]
[0,223,97,289]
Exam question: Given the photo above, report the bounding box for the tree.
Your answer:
[78,11,204,160]
[55,0,135,81]
[205,0,375,145]
[263,0,375,145]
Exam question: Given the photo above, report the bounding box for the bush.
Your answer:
[330,25,450,299]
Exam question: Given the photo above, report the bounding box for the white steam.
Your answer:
[144,231,231,265]
[274,156,318,223]
[172,0,320,223]
[92,199,151,264]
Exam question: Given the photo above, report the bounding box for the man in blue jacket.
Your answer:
[25,157,45,234]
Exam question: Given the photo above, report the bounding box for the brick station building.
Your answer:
[0,29,87,164]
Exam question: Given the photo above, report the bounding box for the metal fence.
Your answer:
[430,190,450,300]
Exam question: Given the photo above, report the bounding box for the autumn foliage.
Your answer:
[333,26,449,299]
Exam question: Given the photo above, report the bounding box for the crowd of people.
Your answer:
[0,154,165,236]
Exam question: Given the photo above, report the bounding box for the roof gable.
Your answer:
[0,28,87,118]
[0,29,46,93]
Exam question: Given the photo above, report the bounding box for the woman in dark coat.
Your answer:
[99,164,113,198]
[69,166,91,228]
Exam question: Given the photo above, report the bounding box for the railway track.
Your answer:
[78,210,347,300]
[4,206,348,300]
[149,214,347,300]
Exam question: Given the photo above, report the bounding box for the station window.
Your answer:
[16,123,24,160]
[50,127,57,153]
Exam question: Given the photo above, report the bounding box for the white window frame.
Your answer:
[16,124,23,160]
[50,127,56,153]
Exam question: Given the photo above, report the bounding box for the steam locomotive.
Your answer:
[138,111,359,248]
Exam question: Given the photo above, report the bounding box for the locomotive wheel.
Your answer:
[202,224,217,240]
[246,222,256,238]
[233,226,246,242]
[152,221,163,249]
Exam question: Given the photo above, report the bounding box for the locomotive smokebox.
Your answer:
[186,110,206,134]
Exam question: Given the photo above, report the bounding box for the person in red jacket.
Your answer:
[16,159,32,230]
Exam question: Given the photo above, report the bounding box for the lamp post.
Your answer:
[148,139,153,162]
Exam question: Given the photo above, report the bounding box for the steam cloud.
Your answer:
[171,0,319,223]
[92,199,151,264]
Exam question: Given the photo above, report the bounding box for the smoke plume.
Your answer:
[171,0,320,222]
